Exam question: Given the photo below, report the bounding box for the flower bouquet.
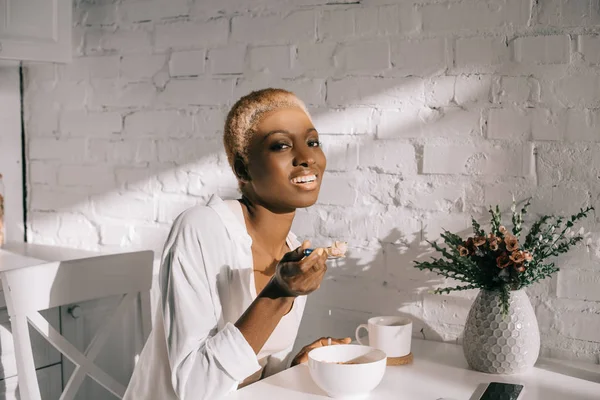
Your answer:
[415,201,594,374]
[414,200,594,313]
[414,199,594,374]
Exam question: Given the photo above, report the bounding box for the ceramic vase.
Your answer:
[463,289,540,374]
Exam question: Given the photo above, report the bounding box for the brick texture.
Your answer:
[23,0,600,364]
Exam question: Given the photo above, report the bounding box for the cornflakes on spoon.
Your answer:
[304,241,348,259]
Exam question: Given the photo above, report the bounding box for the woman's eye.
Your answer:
[271,142,291,151]
[308,140,322,147]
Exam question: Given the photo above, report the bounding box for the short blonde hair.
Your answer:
[223,88,310,172]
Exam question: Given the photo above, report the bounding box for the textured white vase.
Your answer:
[463,289,540,374]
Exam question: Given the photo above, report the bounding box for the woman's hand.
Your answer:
[273,240,328,297]
[291,337,352,366]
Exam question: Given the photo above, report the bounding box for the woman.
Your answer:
[124,88,350,400]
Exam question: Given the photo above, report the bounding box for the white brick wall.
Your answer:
[514,35,571,64]
[335,40,390,72]
[207,45,247,74]
[23,0,600,363]
[249,45,293,75]
[580,34,600,64]
[455,37,509,70]
[391,38,448,76]
[122,54,167,80]
[0,63,24,242]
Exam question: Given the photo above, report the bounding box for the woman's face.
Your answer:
[244,107,326,212]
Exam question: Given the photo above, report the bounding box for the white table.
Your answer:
[229,338,600,399]
[0,242,102,269]
[0,242,103,307]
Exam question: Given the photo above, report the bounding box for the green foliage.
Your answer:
[414,199,594,313]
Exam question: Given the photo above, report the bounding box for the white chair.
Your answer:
[0,250,154,400]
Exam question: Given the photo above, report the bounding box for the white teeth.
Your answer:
[292,175,317,184]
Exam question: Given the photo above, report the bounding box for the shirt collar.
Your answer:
[206,194,300,251]
[206,194,253,248]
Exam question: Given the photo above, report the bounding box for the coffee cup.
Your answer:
[355,316,412,358]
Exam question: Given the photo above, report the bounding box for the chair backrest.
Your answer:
[0,250,154,400]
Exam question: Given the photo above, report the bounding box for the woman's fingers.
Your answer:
[291,352,305,366]
[299,248,327,273]
[293,337,352,365]
[294,352,309,365]
[276,242,329,296]
[315,250,328,272]
[312,266,327,289]
[293,339,320,364]
[317,337,351,346]
[282,240,312,263]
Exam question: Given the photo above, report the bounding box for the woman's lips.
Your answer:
[291,174,317,184]
[290,174,319,190]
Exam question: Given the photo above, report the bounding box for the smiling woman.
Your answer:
[123,88,349,400]
[225,89,326,211]
[240,107,326,210]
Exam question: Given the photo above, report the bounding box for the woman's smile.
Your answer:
[290,171,319,190]
[245,107,327,210]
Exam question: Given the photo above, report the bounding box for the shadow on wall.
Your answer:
[24,65,502,352]
[22,50,501,396]
[25,0,554,246]
[24,57,495,253]
[294,226,481,352]
[27,0,590,356]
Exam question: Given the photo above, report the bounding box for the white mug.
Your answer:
[355,316,412,357]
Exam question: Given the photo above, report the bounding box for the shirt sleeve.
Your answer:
[262,344,295,379]
[159,208,261,400]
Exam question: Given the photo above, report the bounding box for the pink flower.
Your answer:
[509,250,526,264]
[505,235,519,252]
[473,236,486,247]
[497,253,511,269]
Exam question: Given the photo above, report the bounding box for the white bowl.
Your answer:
[308,344,387,399]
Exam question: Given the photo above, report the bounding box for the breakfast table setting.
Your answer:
[229,204,600,399]
[227,335,600,400]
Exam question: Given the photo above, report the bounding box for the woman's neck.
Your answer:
[239,195,295,257]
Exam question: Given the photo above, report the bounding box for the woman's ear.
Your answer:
[233,157,251,183]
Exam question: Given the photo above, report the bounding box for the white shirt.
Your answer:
[123,195,306,400]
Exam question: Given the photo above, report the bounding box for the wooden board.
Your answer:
[386,352,413,366]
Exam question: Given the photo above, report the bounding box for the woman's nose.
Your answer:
[292,145,316,167]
